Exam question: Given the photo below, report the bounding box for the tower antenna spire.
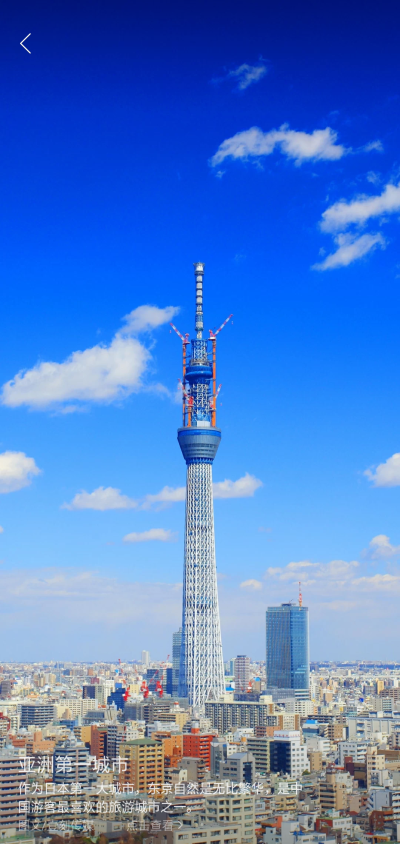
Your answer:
[299,581,303,608]
[193,262,204,338]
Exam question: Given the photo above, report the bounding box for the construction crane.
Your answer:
[209,383,222,412]
[148,654,170,698]
[178,379,194,427]
[117,658,131,703]
[171,324,190,426]
[209,315,233,426]
[172,313,232,428]
[141,680,149,699]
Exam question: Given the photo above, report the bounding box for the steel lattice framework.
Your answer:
[172,263,231,710]
[180,462,225,707]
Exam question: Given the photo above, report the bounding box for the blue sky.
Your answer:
[1,0,400,661]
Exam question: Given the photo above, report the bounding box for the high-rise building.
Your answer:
[235,655,250,693]
[269,730,308,778]
[246,735,270,774]
[53,734,90,785]
[82,685,96,699]
[20,703,55,728]
[210,737,229,778]
[201,792,256,844]
[175,263,227,708]
[183,729,214,770]
[205,699,278,733]
[0,681,12,699]
[221,751,256,785]
[172,628,182,695]
[0,748,27,830]
[265,602,309,699]
[107,722,125,762]
[141,650,150,666]
[119,738,164,791]
[90,725,107,759]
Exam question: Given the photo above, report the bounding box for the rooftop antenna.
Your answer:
[299,581,303,608]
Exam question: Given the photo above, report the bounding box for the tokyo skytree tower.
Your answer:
[170,263,231,708]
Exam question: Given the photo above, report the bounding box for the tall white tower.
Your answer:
[171,263,230,708]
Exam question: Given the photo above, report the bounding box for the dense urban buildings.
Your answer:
[1,655,400,843]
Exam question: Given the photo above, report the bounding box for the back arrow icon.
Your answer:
[20,34,31,53]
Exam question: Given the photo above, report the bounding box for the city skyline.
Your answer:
[0,0,399,661]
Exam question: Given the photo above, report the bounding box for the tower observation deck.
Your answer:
[171,263,231,709]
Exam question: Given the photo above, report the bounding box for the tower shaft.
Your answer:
[176,263,225,708]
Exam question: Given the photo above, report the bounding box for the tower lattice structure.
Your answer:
[171,263,231,709]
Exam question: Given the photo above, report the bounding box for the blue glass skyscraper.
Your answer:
[266,603,309,699]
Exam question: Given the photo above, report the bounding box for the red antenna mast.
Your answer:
[299,581,303,608]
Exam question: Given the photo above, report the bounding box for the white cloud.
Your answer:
[210,125,348,168]
[352,573,400,590]
[363,534,400,561]
[63,487,137,511]
[142,473,262,508]
[313,180,400,270]
[365,453,400,487]
[362,140,384,153]
[213,473,263,499]
[223,63,268,91]
[320,181,400,233]
[142,485,186,509]
[123,528,177,544]
[240,579,263,591]
[121,305,180,335]
[266,559,359,586]
[1,305,178,412]
[366,171,381,185]
[0,451,41,493]
[0,527,4,534]
[0,567,182,625]
[2,554,400,659]
[312,232,386,270]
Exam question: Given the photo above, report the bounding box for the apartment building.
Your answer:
[221,752,256,785]
[0,748,26,830]
[366,745,386,789]
[19,703,55,728]
[90,725,107,759]
[338,740,368,766]
[246,736,270,774]
[183,731,214,770]
[200,791,256,844]
[119,737,164,791]
[205,701,277,733]
[319,772,349,811]
[53,735,90,785]
[269,731,308,778]
[234,656,251,693]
